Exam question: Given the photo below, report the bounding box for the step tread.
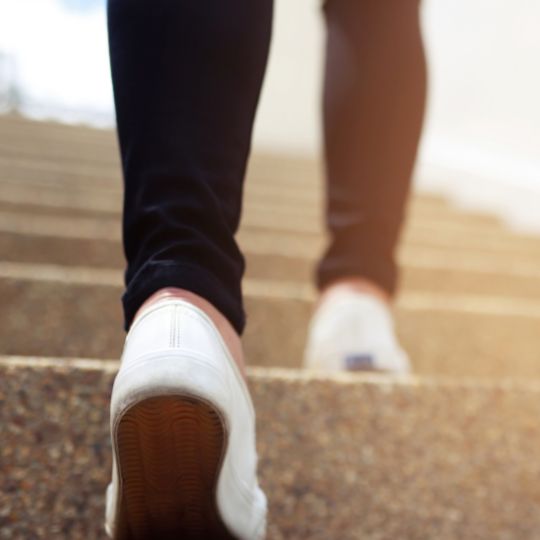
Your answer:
[0,115,508,227]
[1,270,540,379]
[3,356,540,540]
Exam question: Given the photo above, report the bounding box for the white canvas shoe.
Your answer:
[104,298,267,540]
[303,290,411,374]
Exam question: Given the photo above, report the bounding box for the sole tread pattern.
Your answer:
[114,395,236,540]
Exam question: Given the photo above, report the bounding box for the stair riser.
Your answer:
[1,207,538,260]
[2,232,540,298]
[0,179,509,237]
[0,171,501,230]
[2,277,540,379]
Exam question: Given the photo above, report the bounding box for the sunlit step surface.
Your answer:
[0,180,511,242]
[2,232,540,299]
[3,356,540,539]
[2,264,540,379]
[1,206,539,261]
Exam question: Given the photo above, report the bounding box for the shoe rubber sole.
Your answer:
[112,395,237,540]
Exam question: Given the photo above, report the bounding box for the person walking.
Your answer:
[104,0,427,537]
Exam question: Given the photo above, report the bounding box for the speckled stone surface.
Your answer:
[1,277,540,380]
[2,358,540,539]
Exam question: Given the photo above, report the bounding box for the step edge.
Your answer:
[4,355,540,394]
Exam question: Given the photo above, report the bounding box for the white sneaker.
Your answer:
[104,298,267,540]
[303,290,411,374]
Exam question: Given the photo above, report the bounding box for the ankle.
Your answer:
[318,277,391,310]
[134,288,247,379]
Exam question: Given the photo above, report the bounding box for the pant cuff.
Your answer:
[122,261,245,335]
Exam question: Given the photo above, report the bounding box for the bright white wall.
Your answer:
[252,0,323,155]
[0,0,112,123]
[420,0,540,189]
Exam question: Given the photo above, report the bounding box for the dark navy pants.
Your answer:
[107,0,426,335]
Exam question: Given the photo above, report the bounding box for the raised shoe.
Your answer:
[303,289,411,374]
[104,298,267,540]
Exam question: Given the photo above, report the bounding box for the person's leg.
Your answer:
[105,1,272,538]
[108,0,272,343]
[305,0,427,373]
[318,0,427,296]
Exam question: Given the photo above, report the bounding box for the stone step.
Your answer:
[0,176,509,244]
[0,115,492,200]
[4,212,540,297]
[0,142,321,191]
[0,115,118,147]
[3,356,540,539]
[0,151,350,213]
[0,192,505,249]
[0,183,474,228]
[0,115,503,227]
[238,229,540,272]
[0,144,447,226]
[2,263,540,379]
[243,287,540,379]
[0,205,540,259]
[0,117,523,225]
[2,230,540,300]
[0,116,520,248]
[2,213,539,284]
[0,169,502,232]
[0,117,318,181]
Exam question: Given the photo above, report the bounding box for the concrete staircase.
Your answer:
[1,114,540,539]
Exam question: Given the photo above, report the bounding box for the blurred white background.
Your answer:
[0,0,539,230]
